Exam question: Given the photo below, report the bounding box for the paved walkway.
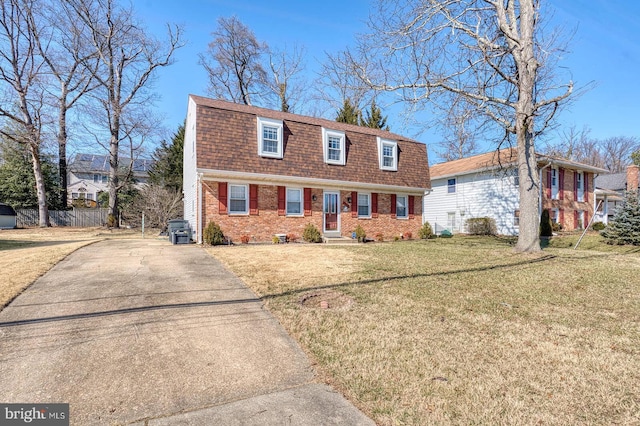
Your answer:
[0,239,373,425]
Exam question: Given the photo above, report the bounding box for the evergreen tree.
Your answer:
[0,138,62,209]
[360,99,389,130]
[601,191,640,245]
[632,150,640,166]
[335,98,361,125]
[148,124,184,192]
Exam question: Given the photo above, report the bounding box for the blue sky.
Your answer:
[136,0,640,162]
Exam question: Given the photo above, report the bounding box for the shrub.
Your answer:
[272,236,281,244]
[354,224,366,242]
[286,233,299,243]
[551,221,563,233]
[394,235,400,241]
[240,235,250,244]
[540,209,553,237]
[418,221,433,239]
[403,231,412,240]
[466,217,497,236]
[375,232,384,242]
[592,221,605,231]
[203,221,225,245]
[106,214,117,228]
[302,223,322,243]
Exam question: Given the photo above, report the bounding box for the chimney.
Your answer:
[627,165,640,192]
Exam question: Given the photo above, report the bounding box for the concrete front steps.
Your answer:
[322,236,359,244]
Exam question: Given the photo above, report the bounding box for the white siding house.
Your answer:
[425,164,520,235]
[424,148,608,236]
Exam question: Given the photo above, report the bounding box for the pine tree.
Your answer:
[0,137,62,209]
[148,124,184,192]
[335,98,361,125]
[601,191,640,245]
[360,99,389,130]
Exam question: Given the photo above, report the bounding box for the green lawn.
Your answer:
[211,235,640,425]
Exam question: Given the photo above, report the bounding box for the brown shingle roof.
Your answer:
[430,148,518,178]
[430,147,609,178]
[191,95,430,190]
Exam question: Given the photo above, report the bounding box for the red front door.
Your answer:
[324,192,339,232]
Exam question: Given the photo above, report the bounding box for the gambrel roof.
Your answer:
[190,95,430,191]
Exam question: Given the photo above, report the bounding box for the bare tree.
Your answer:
[264,44,306,113]
[199,16,267,106]
[314,50,376,118]
[544,127,639,172]
[435,96,482,161]
[30,0,98,207]
[0,0,50,226]
[72,0,183,225]
[601,136,640,173]
[350,0,575,252]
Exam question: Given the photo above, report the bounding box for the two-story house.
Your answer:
[67,153,152,207]
[183,95,430,243]
[424,148,608,235]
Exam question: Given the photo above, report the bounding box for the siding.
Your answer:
[183,97,199,241]
[424,168,520,235]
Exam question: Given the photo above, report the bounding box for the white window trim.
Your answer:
[377,137,398,171]
[322,128,346,165]
[396,194,409,219]
[576,171,584,202]
[357,192,371,218]
[551,167,559,200]
[447,211,456,230]
[447,178,456,194]
[257,117,283,159]
[228,183,249,215]
[286,187,304,217]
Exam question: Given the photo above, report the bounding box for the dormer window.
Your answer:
[322,128,345,165]
[377,137,397,171]
[257,117,283,158]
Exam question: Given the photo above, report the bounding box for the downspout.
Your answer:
[423,188,432,225]
[538,161,552,217]
[197,172,203,244]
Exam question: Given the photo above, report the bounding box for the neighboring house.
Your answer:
[67,153,152,207]
[0,203,17,229]
[594,165,640,224]
[424,148,608,235]
[183,95,430,243]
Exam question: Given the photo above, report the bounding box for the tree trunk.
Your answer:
[513,0,541,253]
[58,89,68,208]
[28,142,50,227]
[108,132,119,226]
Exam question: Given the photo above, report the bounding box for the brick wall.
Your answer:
[627,165,640,192]
[202,180,423,242]
[541,167,594,230]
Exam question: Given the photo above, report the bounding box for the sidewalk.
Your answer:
[0,239,374,425]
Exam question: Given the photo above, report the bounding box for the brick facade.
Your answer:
[541,167,594,230]
[202,181,424,242]
[627,165,640,192]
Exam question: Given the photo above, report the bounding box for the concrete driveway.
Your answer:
[0,239,373,425]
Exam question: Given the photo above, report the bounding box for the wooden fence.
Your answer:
[16,208,108,227]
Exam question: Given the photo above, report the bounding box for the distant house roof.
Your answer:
[430,148,609,179]
[190,95,430,191]
[595,172,626,191]
[69,153,153,174]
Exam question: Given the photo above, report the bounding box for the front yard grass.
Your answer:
[209,235,640,425]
